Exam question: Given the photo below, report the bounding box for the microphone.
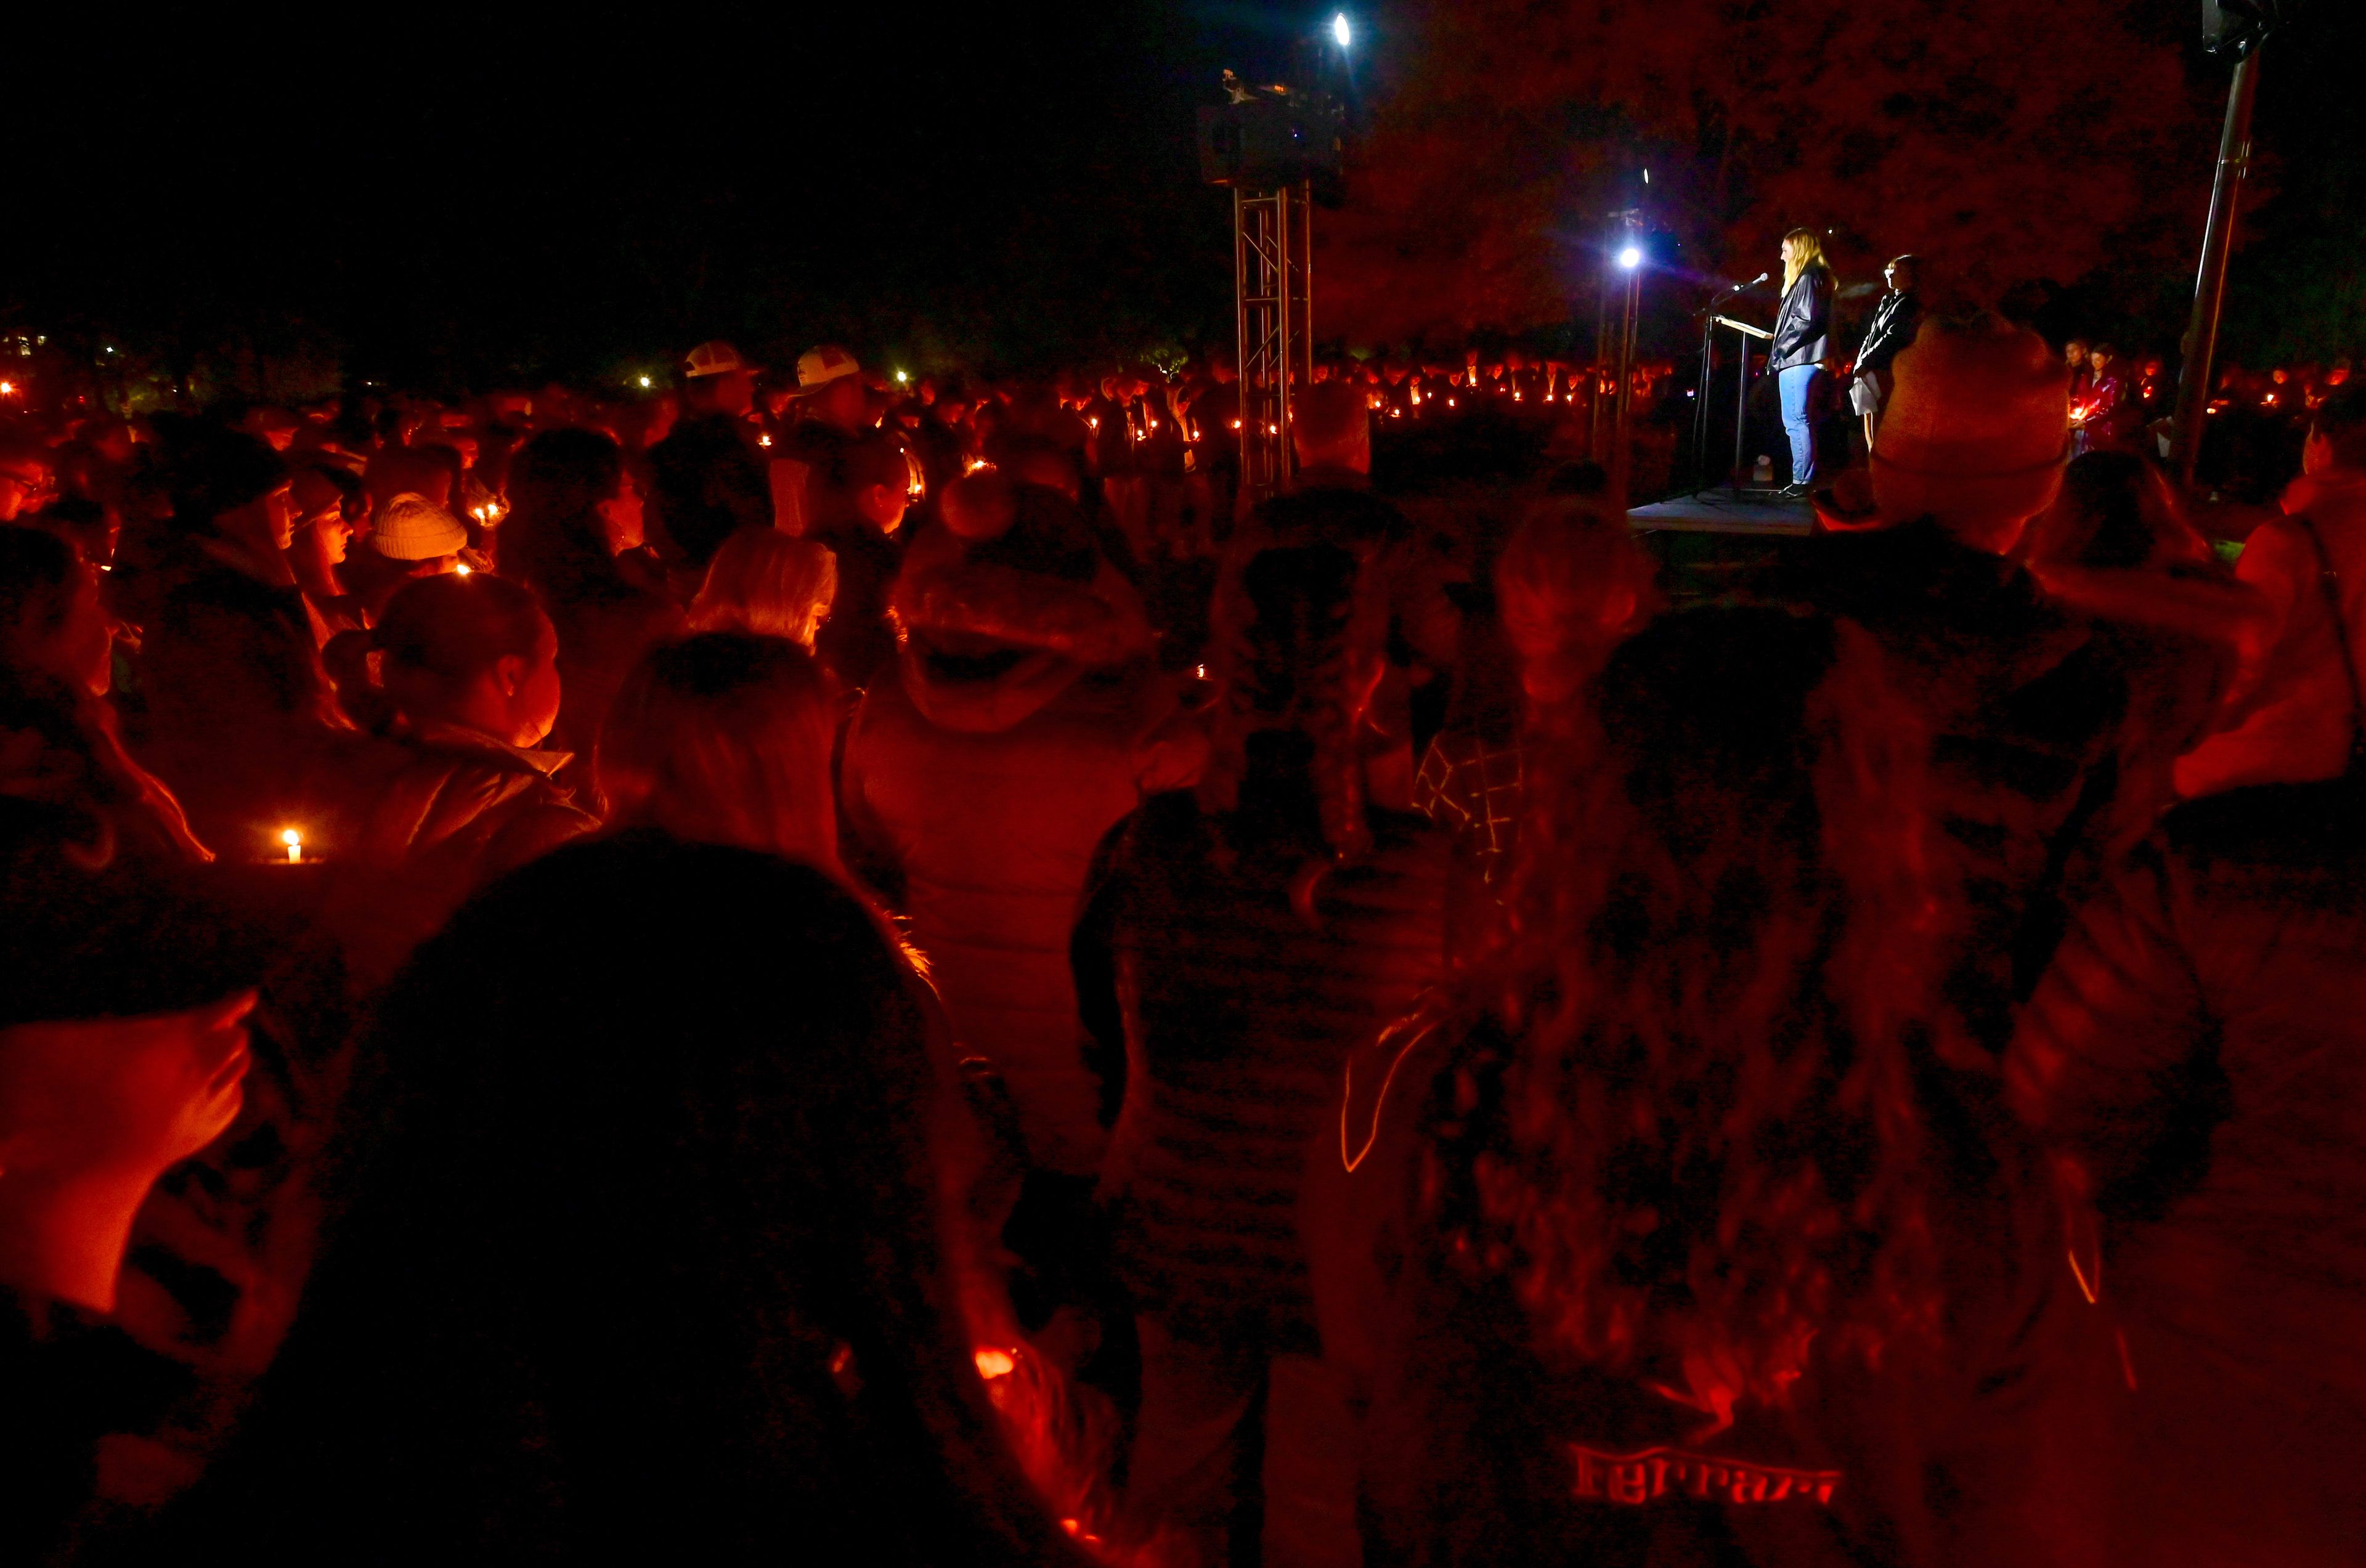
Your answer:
[1743,270,1771,288]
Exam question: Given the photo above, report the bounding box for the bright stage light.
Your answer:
[1332,12,1351,47]
[1617,245,1643,270]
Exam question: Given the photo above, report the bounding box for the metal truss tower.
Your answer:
[1233,181,1313,507]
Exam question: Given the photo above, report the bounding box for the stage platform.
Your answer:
[1627,488,1815,537]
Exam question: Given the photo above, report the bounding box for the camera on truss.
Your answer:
[1197,79,1346,206]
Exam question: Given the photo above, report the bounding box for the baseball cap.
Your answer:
[684,341,757,380]
[373,492,470,561]
[795,345,861,394]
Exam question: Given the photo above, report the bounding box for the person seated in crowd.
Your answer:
[1074,527,1449,1567]
[842,479,1190,1183]
[140,834,1096,1566]
[2010,752,2366,1564]
[688,527,838,652]
[498,426,683,794]
[2176,383,2366,797]
[1314,607,2100,1568]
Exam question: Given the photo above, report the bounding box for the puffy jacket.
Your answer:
[1771,264,1834,373]
[2007,779,2366,1565]
[324,720,597,983]
[2176,473,2366,797]
[841,561,1195,1176]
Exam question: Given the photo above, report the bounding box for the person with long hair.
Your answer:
[598,632,840,874]
[1313,607,2099,1567]
[140,833,1100,1566]
[1771,229,1836,496]
[688,528,838,651]
[1075,526,1449,1566]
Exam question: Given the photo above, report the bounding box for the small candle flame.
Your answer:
[281,828,303,864]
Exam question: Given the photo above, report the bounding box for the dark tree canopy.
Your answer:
[1321,0,2211,340]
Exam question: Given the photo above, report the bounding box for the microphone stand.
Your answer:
[1691,275,1768,496]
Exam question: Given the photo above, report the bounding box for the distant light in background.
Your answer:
[1332,12,1350,47]
[894,369,909,384]
[638,375,651,388]
[1617,245,1643,270]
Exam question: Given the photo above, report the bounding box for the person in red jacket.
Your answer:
[840,481,1195,1180]
[2009,777,2366,1566]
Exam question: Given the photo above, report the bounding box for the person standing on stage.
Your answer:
[1852,254,1924,452]
[1770,229,1835,497]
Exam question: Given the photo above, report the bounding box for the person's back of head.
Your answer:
[598,632,837,870]
[2022,450,2209,574]
[1433,606,1951,1420]
[364,572,559,747]
[1200,528,1396,856]
[1494,496,1660,712]
[145,416,288,540]
[688,529,837,649]
[505,427,624,596]
[1870,312,2070,554]
[1291,378,1372,475]
[2306,383,2366,480]
[164,834,1081,1564]
[647,415,768,569]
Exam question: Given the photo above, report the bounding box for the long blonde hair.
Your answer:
[689,530,838,651]
[1781,229,1827,295]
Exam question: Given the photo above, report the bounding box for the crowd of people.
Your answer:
[0,307,2360,1568]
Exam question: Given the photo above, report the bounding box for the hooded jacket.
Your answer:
[840,542,1197,1176]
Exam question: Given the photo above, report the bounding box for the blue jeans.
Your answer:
[1778,365,1824,486]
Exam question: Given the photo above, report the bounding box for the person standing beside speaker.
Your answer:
[1770,229,1835,497]
[1853,254,1924,453]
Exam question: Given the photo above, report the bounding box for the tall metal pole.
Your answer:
[2169,47,2262,486]
[1612,262,1641,498]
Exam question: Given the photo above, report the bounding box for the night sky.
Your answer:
[10,3,1317,389]
[7,2,2362,394]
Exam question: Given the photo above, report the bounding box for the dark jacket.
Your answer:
[1772,519,2132,1052]
[1771,264,1834,373]
[2008,779,2366,1565]
[1855,288,1922,381]
[1077,765,1447,1347]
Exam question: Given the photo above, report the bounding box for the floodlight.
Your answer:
[1617,245,1643,270]
[1332,13,1350,47]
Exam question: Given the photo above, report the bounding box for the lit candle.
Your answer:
[455,563,473,575]
[281,828,303,864]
